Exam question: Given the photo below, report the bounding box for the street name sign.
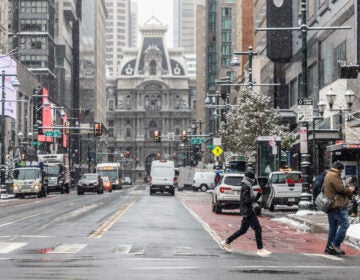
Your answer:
[190,138,205,144]
[297,97,313,122]
[44,130,61,137]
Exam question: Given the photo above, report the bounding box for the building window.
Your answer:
[289,78,297,107]
[333,40,346,81]
[308,63,317,97]
[20,19,47,32]
[221,7,232,67]
[126,127,131,137]
[150,60,157,75]
[20,1,48,13]
[109,100,114,111]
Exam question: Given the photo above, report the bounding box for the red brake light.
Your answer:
[149,176,152,183]
[219,186,232,193]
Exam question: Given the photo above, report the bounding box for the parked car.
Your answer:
[192,171,216,192]
[77,173,104,195]
[211,173,261,214]
[101,176,113,192]
[260,171,302,211]
[123,176,132,185]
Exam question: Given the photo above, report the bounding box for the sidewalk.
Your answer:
[283,210,360,248]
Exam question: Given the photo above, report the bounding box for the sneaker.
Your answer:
[324,247,341,255]
[330,244,345,255]
[220,240,232,253]
[256,248,271,257]
[350,213,357,217]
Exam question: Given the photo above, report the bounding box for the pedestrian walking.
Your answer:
[323,161,355,255]
[220,170,271,257]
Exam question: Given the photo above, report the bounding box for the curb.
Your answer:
[286,213,360,248]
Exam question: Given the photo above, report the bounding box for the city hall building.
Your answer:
[105,18,195,179]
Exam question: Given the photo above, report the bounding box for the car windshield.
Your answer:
[14,169,40,180]
[82,174,98,181]
[271,173,301,184]
[102,177,109,182]
[46,165,61,176]
[224,176,243,186]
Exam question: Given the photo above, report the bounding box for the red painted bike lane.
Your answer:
[177,192,360,256]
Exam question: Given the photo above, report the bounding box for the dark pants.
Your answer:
[226,214,263,249]
[326,208,350,249]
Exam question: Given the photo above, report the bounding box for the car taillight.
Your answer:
[149,176,152,183]
[173,177,176,183]
[219,186,231,193]
[254,188,262,193]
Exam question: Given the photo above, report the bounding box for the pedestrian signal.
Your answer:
[181,130,187,142]
[65,121,70,135]
[153,130,161,142]
[93,122,102,136]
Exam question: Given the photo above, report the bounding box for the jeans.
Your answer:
[226,214,263,249]
[326,208,350,248]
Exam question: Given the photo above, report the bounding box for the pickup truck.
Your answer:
[260,171,302,211]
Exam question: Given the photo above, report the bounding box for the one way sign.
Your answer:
[297,98,313,122]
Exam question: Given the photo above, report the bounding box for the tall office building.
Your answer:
[173,0,196,76]
[79,0,106,125]
[0,1,9,52]
[104,0,130,77]
[129,1,138,47]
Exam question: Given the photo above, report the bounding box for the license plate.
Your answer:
[288,198,295,202]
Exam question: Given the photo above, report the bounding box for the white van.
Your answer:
[150,160,176,196]
[192,171,216,192]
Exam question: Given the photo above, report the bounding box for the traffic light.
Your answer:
[181,130,187,142]
[65,121,70,135]
[153,130,161,142]
[93,122,102,136]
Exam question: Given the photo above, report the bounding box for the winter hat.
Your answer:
[332,160,344,170]
[245,170,255,179]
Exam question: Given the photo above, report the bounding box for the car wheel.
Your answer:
[200,184,208,192]
[214,201,222,214]
[212,201,216,212]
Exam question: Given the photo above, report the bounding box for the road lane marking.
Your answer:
[0,210,52,228]
[88,194,142,238]
[51,244,88,254]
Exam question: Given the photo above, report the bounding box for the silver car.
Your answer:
[211,173,261,214]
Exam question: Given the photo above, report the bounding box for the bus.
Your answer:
[96,163,122,190]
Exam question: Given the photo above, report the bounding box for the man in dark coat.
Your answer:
[323,161,355,255]
[220,170,271,257]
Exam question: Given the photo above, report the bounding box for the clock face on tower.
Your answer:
[273,0,284,7]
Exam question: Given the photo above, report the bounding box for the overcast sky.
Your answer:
[135,0,174,46]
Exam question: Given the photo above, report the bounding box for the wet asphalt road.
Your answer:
[1,184,360,280]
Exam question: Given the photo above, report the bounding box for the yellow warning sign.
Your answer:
[212,146,223,157]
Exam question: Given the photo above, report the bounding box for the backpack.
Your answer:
[313,171,327,199]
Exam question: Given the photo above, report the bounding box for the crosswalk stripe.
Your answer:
[51,244,88,254]
[0,242,27,253]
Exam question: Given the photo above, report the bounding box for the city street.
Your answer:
[0,184,360,280]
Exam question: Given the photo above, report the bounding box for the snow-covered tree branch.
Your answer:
[218,88,296,161]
